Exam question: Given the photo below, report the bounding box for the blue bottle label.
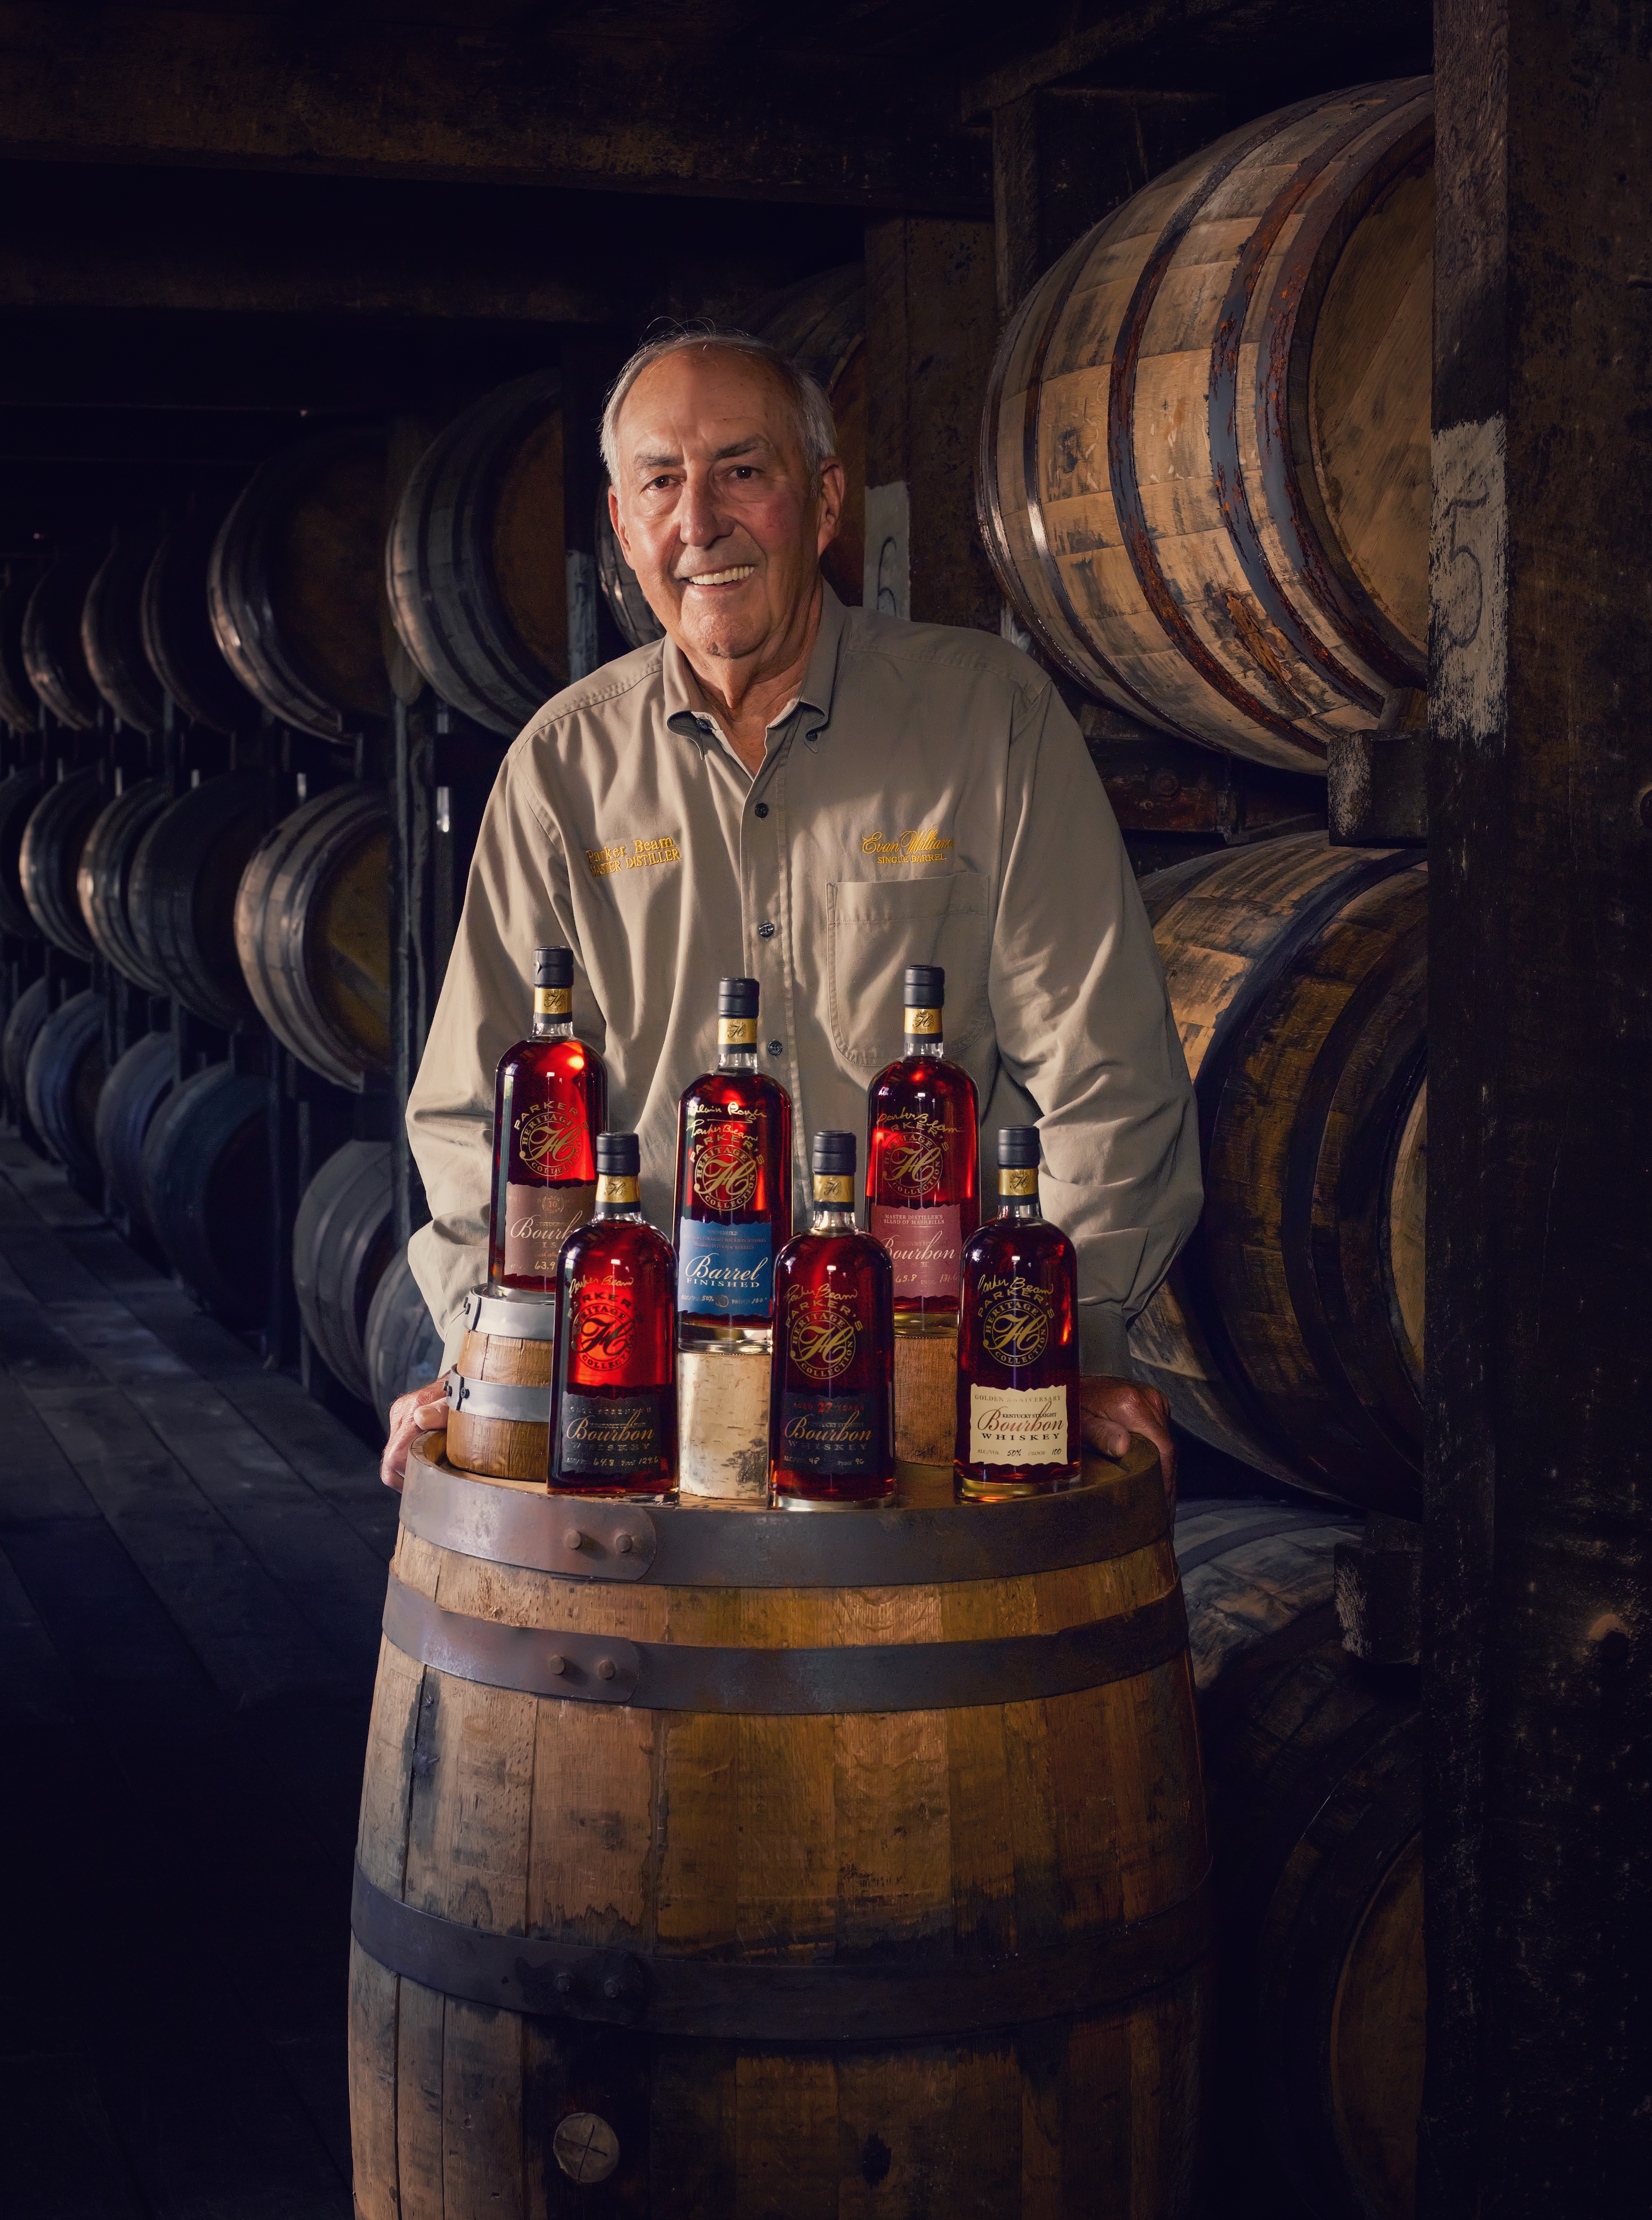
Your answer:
[676,1217,774,1319]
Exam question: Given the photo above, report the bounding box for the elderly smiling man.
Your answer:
[383,327,1200,1493]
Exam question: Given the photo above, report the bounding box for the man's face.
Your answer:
[609,348,844,668]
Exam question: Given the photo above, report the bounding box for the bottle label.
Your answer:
[968,1383,1071,1465]
[534,986,572,1017]
[875,1108,948,1192]
[557,1392,663,1475]
[514,1099,586,1174]
[871,1201,962,1300]
[785,1284,860,1383]
[570,1275,639,1375]
[717,1016,758,1046]
[689,1107,762,1211]
[999,1167,1039,1198]
[903,1006,942,1037]
[677,1217,774,1317]
[596,1175,639,1206]
[503,1181,594,1279]
[978,1274,1054,1366]
[778,1390,882,1475]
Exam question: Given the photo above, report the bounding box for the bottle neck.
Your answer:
[904,1007,944,1059]
[997,1174,1042,1223]
[531,1014,573,1041]
[594,1175,642,1222]
[810,1204,857,1233]
[999,1195,1043,1222]
[718,1043,758,1073]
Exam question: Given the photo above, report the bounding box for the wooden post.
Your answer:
[1423,4,1652,2209]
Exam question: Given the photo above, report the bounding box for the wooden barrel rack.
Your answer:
[979,79,1433,769]
[0,570,46,733]
[0,767,49,937]
[293,1139,395,1405]
[21,552,103,731]
[2,977,51,1125]
[128,772,275,1028]
[350,1439,1210,2218]
[19,768,104,960]
[77,777,173,995]
[95,1030,176,1245]
[23,986,107,1191]
[141,512,251,735]
[82,531,165,735]
[138,1060,273,1327]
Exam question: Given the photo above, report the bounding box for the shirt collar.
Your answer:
[662,580,847,747]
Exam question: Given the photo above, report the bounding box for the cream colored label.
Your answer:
[534,986,571,1017]
[999,1167,1038,1198]
[969,1383,1069,1465]
[718,1017,758,1046]
[813,1174,855,1207]
[678,1349,771,1500]
[595,1175,638,1206]
[903,1005,942,1036]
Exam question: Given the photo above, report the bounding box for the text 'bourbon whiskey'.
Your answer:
[673,977,793,1354]
[955,1128,1079,1500]
[866,965,979,1337]
[548,1133,676,1497]
[769,1131,895,1509]
[487,945,607,1292]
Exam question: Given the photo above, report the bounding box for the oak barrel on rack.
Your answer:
[1129,832,1426,1515]
[138,1061,273,1326]
[128,772,276,1028]
[141,512,251,734]
[385,371,569,736]
[21,552,102,730]
[234,784,391,1087]
[0,768,49,936]
[350,1438,1211,2218]
[95,1031,176,1244]
[77,778,173,994]
[0,569,46,732]
[82,532,164,734]
[597,263,867,650]
[2,977,51,1126]
[24,987,106,1191]
[979,79,1433,771]
[293,1139,395,1405]
[19,768,104,960]
[210,429,394,740]
[364,1249,446,1427]
[1175,1501,1421,2220]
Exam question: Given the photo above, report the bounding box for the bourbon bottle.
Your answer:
[548,1133,676,1497]
[487,945,608,1292]
[673,977,794,1354]
[866,965,979,1336]
[769,1132,895,1509]
[955,1128,1080,1500]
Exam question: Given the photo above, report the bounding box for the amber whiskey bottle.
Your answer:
[955,1127,1080,1500]
[548,1133,676,1497]
[487,945,608,1293]
[673,977,794,1354]
[769,1131,895,1509]
[866,964,979,1336]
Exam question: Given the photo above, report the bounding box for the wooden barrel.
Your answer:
[210,429,394,740]
[364,1248,447,1427]
[128,772,275,1028]
[20,552,103,730]
[1130,833,1426,1515]
[82,532,164,734]
[385,371,569,736]
[77,777,173,994]
[234,784,392,1088]
[23,986,106,1189]
[141,511,252,734]
[138,1060,272,1326]
[1176,1500,1421,2220]
[349,1438,1211,2217]
[19,768,104,960]
[95,1030,175,1244]
[443,1284,557,1479]
[2,977,51,1128]
[979,79,1433,772]
[597,264,867,650]
[0,768,49,937]
[293,1139,395,1405]
[0,568,45,733]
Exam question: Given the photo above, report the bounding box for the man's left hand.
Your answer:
[1079,1377,1177,1509]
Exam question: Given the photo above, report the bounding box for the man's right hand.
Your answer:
[381,1375,451,1491]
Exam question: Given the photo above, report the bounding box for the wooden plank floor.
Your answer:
[0,1136,398,2220]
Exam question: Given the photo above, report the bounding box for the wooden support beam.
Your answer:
[0,3,990,214]
[964,1,1249,117]
[1423,2,1652,2210]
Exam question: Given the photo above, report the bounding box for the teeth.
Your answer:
[683,566,756,586]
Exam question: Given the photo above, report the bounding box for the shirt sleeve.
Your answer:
[987,676,1202,1378]
[405,733,602,1370]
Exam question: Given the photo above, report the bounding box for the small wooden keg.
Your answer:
[445,1285,558,1482]
[349,1438,1211,2217]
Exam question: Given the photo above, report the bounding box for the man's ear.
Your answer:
[609,482,632,564]
[815,457,846,555]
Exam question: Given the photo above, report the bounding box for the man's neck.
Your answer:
[681,581,822,778]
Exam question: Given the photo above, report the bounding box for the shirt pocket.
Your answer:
[827,871,991,1069]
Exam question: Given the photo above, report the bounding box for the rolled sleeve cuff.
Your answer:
[1077,1302,1133,1379]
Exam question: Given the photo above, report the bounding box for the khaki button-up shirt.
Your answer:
[408,584,1201,1374]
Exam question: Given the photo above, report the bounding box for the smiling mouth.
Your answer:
[678,565,756,588]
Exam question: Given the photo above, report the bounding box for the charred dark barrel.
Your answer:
[21,552,103,731]
[19,769,105,960]
[95,1030,176,1246]
[77,778,173,995]
[0,569,46,733]
[2,977,52,1128]
[0,768,50,938]
[82,532,165,734]
[24,987,107,1192]
[363,1248,446,1428]
[141,512,252,735]
[128,773,276,1028]
[138,1061,273,1327]
[293,1139,395,1404]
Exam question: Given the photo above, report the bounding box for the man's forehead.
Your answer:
[618,351,794,459]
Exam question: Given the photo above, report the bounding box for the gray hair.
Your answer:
[599,326,839,491]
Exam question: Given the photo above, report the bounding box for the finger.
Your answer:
[413,1398,449,1432]
[1079,1410,1132,1461]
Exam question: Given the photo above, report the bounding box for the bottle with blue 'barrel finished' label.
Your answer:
[487,945,608,1293]
[955,1127,1080,1500]
[769,1131,895,1510]
[548,1133,676,1498]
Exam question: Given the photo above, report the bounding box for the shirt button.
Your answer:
[757,921,776,940]
[753,801,770,818]
[768,1040,783,1058]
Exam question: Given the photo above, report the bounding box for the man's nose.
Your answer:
[677,467,730,547]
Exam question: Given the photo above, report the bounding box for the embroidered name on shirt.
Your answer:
[586,835,683,878]
[861,828,955,864]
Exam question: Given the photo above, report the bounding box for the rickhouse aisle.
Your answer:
[0,1134,393,2219]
